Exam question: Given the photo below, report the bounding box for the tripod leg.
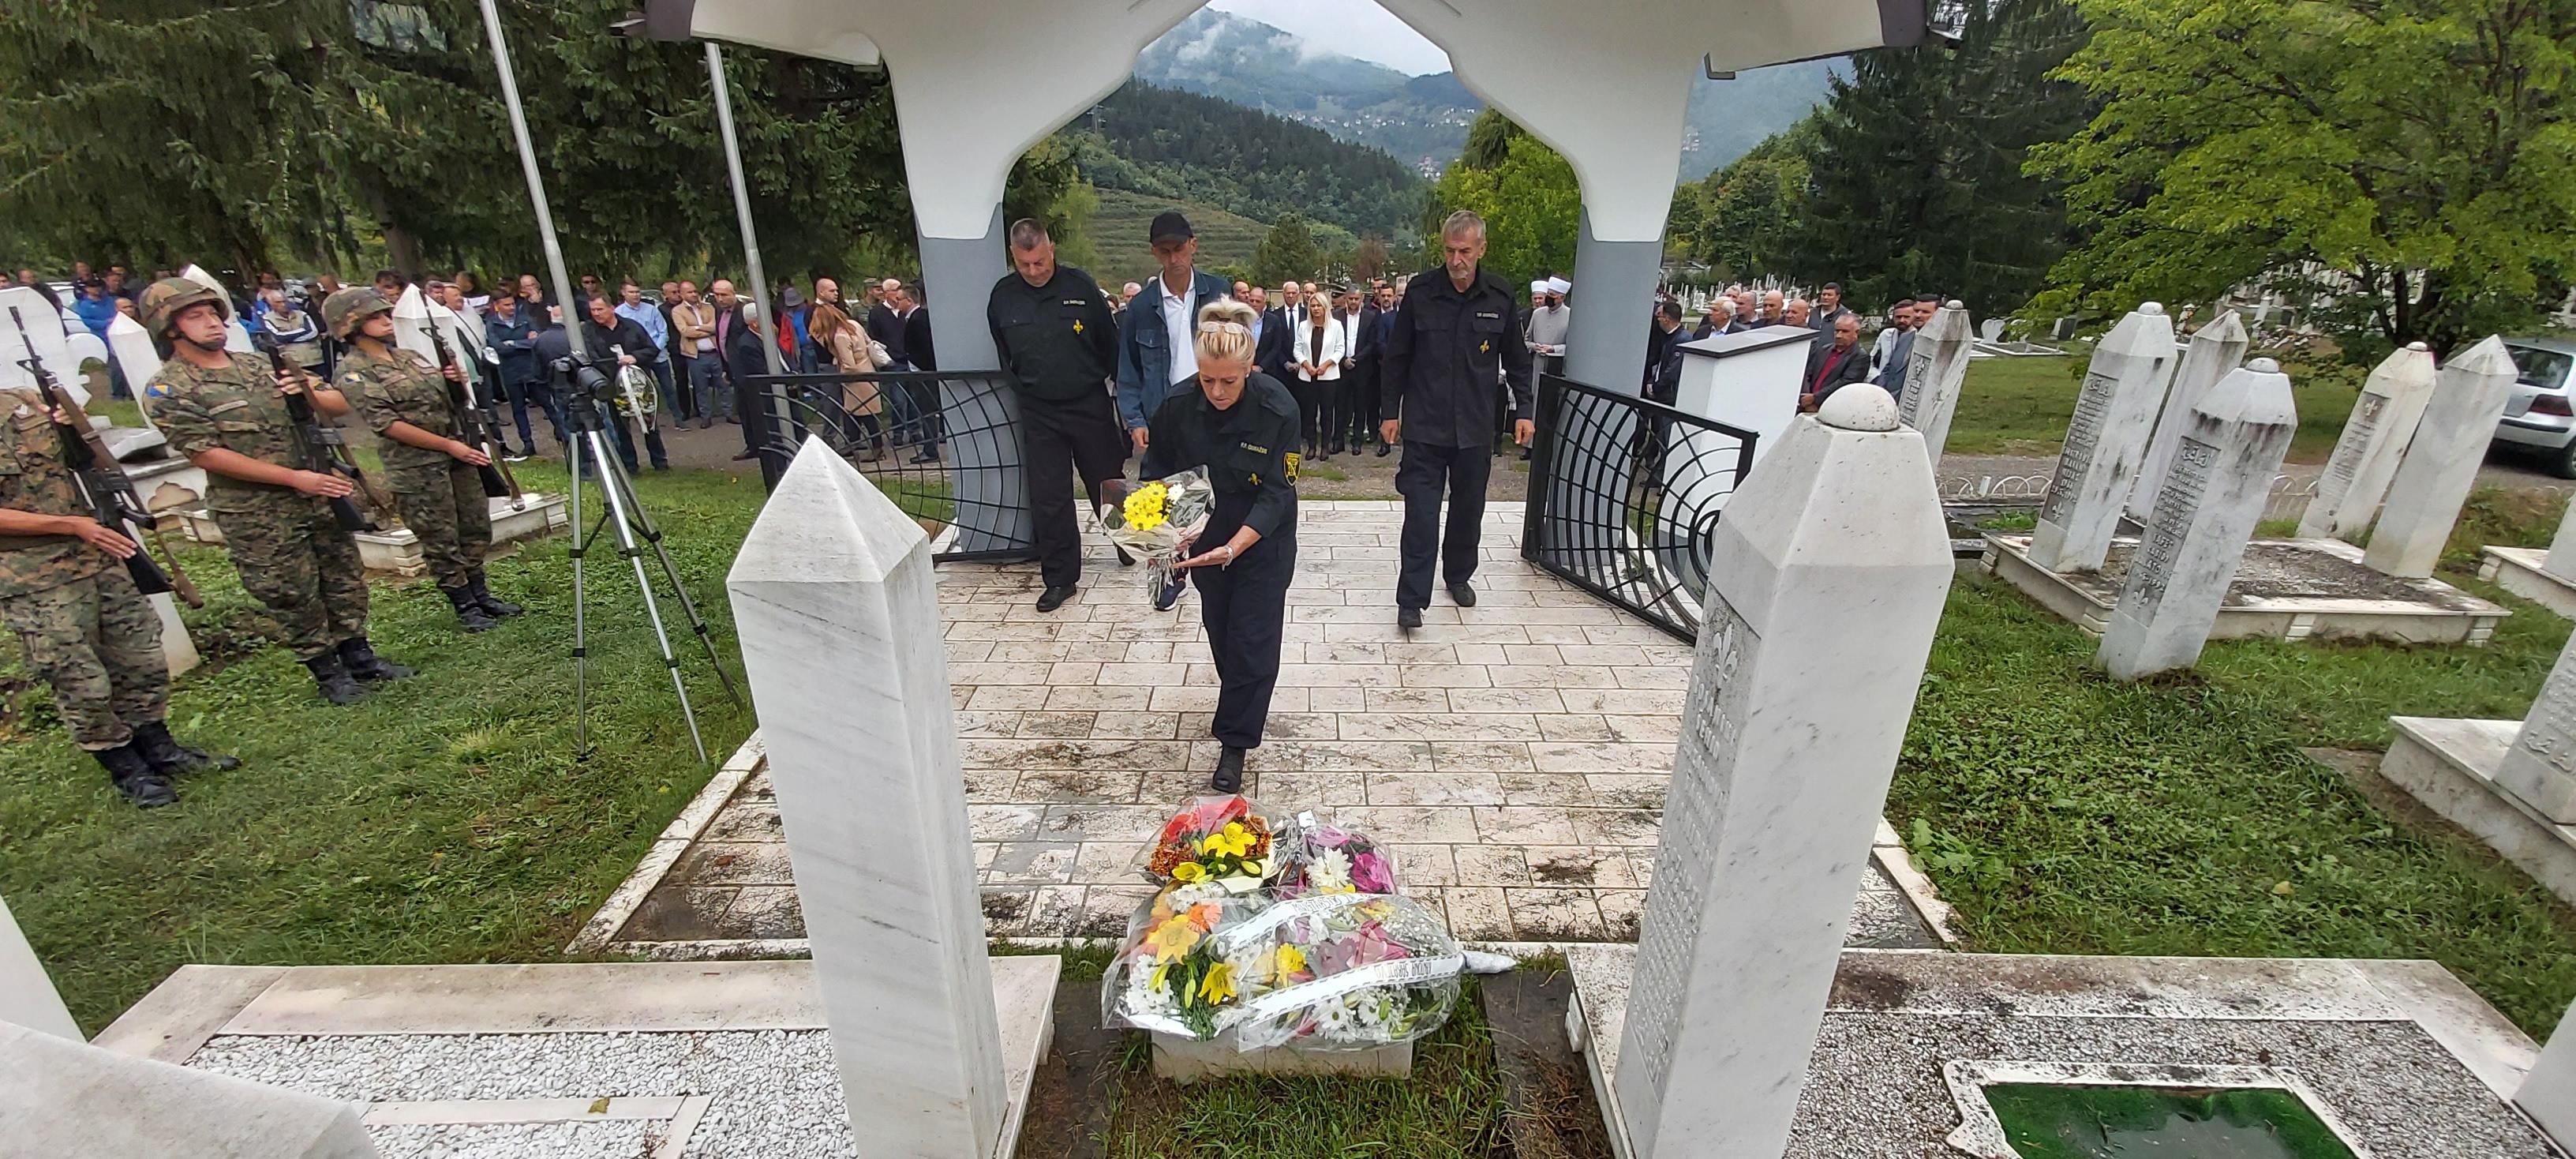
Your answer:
[589,430,711,765]
[605,459,744,706]
[568,423,592,763]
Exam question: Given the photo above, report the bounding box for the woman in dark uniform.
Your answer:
[1144,299,1301,792]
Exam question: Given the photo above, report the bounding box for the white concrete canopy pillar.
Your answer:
[725,441,1011,1158]
[2363,337,2519,579]
[2518,998,2576,1150]
[1898,299,1973,463]
[2027,303,2177,574]
[2129,310,2249,525]
[1612,385,1953,1158]
[2294,341,2436,541]
[2098,359,2298,681]
[0,894,77,1041]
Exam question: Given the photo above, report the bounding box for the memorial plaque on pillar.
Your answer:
[2129,311,2248,524]
[1896,300,1973,464]
[2028,304,2177,574]
[726,441,1007,1158]
[2496,632,2576,824]
[2098,359,2297,681]
[2294,342,2437,541]
[1612,386,1954,1158]
[2362,336,2518,579]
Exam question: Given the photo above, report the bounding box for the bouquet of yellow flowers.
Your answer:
[1102,882,1267,1039]
[1137,793,1274,894]
[1098,467,1213,608]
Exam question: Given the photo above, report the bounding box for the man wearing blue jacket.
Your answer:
[485,294,567,456]
[1114,211,1234,454]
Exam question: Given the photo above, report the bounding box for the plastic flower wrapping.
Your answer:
[1103,887,1464,1050]
[1267,811,1399,898]
[1097,467,1213,602]
[1103,882,1271,1040]
[1136,793,1275,894]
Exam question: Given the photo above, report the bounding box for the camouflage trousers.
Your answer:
[386,460,492,588]
[213,500,369,661]
[0,568,170,750]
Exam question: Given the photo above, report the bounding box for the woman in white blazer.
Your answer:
[1290,294,1346,460]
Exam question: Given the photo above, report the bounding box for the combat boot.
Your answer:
[443,584,500,632]
[130,721,240,775]
[301,651,372,705]
[338,637,415,683]
[468,568,524,617]
[95,742,176,808]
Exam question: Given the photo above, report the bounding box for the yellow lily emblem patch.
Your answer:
[1282,451,1300,482]
[1480,340,1490,353]
[1072,320,1084,333]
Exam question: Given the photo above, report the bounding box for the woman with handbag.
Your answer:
[812,302,889,462]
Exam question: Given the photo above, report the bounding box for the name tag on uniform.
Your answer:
[1239,442,1267,455]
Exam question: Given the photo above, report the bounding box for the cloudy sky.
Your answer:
[1206,0,1454,76]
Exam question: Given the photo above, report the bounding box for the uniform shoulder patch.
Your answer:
[144,377,174,399]
[1282,451,1299,483]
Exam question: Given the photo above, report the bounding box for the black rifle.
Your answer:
[251,332,387,532]
[7,307,200,607]
[421,322,518,501]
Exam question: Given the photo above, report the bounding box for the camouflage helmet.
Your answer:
[137,277,227,337]
[322,286,393,340]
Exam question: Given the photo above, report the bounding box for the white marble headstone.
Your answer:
[725,441,1008,1158]
[2028,304,2177,574]
[2496,631,2576,825]
[1897,300,1973,463]
[2295,342,2437,541]
[2542,496,2576,580]
[1612,383,1954,1158]
[2518,998,2576,1150]
[2129,310,2248,525]
[0,894,77,1041]
[2361,336,2518,579]
[2098,359,2297,681]
[1,1021,380,1157]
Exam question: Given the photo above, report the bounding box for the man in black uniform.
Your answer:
[1380,210,1535,631]
[987,219,1128,613]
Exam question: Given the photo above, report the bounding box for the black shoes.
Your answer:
[1211,746,1245,793]
[302,652,371,706]
[1449,582,1478,608]
[95,743,176,808]
[1376,442,1390,457]
[1035,585,1076,613]
[130,721,238,775]
[909,449,942,464]
[730,448,758,461]
[444,585,500,632]
[1397,606,1424,632]
[470,569,525,617]
[338,636,415,683]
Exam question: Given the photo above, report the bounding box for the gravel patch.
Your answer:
[372,1120,659,1159]
[190,1030,856,1159]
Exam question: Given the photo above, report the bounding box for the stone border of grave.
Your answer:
[1563,945,2548,1159]
[562,734,766,955]
[2379,717,2576,909]
[2483,548,2576,620]
[93,957,1058,1157]
[1983,533,2507,647]
[1937,1059,2378,1159]
[358,1095,713,1159]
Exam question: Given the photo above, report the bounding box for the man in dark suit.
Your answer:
[1355,283,1396,456]
[898,282,941,463]
[1799,313,1871,411]
[709,278,770,462]
[1253,284,1292,378]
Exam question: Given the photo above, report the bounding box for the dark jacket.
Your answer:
[1140,372,1301,548]
[901,306,936,373]
[987,264,1118,403]
[485,309,541,387]
[866,302,907,366]
[1253,306,1294,380]
[1803,339,1873,403]
[582,314,659,368]
[1874,328,1917,392]
[1647,324,1687,403]
[713,301,769,381]
[1379,267,1535,448]
[1114,268,1232,431]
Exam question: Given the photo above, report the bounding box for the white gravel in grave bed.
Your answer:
[372,1120,659,1159]
[188,1030,856,1159]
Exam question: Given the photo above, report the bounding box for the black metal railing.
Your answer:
[746,370,1037,562]
[1522,373,1759,642]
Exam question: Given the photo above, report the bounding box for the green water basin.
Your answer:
[1983,1082,2361,1159]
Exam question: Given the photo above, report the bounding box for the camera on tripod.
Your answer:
[548,352,620,407]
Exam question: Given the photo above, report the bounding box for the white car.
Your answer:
[2495,337,2576,478]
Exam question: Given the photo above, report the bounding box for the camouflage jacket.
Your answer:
[146,356,315,514]
[0,387,107,596]
[338,345,459,471]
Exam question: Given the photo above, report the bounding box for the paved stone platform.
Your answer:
[577,502,1950,955]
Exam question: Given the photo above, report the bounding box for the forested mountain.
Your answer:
[1132,8,1836,179]
[1057,80,1425,244]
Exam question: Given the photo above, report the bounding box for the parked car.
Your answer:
[2495,337,2576,477]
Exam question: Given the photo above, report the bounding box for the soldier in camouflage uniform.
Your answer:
[140,278,411,706]
[327,288,523,632]
[0,364,238,805]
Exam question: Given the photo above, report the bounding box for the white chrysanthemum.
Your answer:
[1164,881,1226,907]
[1308,847,1354,892]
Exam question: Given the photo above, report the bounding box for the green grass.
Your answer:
[1097,977,1504,1157]
[0,459,758,1032]
[1088,188,1272,287]
[1894,561,2576,1037]
[1944,354,2364,463]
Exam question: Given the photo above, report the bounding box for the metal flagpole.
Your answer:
[706,43,785,378]
[477,0,586,358]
